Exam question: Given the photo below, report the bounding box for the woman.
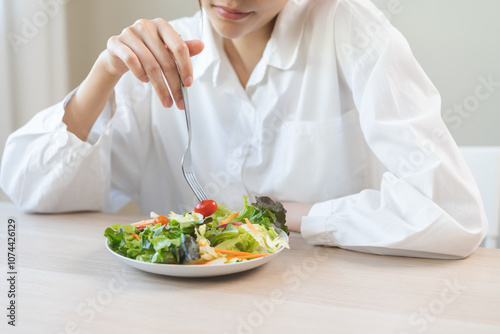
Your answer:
[0,0,488,258]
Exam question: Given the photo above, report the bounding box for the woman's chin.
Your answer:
[211,23,250,40]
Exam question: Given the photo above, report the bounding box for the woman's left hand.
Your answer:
[281,202,313,233]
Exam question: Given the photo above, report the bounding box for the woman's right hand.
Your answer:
[100,18,204,109]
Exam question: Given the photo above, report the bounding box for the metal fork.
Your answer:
[180,81,209,202]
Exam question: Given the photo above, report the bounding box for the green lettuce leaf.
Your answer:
[238,196,289,235]
[209,203,235,223]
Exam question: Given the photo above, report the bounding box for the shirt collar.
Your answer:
[265,0,309,70]
[193,0,309,84]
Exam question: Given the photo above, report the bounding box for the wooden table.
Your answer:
[1,201,499,334]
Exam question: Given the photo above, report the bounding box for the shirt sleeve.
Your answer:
[300,0,488,259]
[0,73,150,213]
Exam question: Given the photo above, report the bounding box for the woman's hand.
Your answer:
[101,18,204,109]
[64,18,204,141]
[281,202,313,233]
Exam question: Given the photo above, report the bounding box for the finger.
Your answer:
[107,36,148,82]
[120,28,173,108]
[164,47,186,109]
[154,19,193,87]
[160,40,205,109]
[185,40,205,57]
[166,40,204,109]
[135,19,186,108]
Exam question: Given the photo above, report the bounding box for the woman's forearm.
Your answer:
[63,53,122,141]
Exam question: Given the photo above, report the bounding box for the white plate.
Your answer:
[105,232,288,278]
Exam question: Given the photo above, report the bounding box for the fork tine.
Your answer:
[188,178,204,202]
[186,172,208,201]
[191,177,209,200]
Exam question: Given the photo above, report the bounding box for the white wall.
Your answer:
[371,0,500,145]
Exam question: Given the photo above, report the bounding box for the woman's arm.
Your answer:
[0,17,204,213]
[62,55,121,141]
[299,1,487,258]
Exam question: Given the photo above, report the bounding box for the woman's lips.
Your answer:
[214,6,252,20]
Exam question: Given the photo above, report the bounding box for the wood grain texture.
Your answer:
[0,202,499,334]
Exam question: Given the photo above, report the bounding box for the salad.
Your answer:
[104,196,289,265]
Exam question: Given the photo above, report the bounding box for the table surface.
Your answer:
[1,202,499,334]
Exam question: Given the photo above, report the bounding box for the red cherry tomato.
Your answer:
[194,200,218,217]
[154,216,169,226]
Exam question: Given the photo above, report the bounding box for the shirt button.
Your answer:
[232,147,243,158]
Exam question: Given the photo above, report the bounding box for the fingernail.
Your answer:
[143,76,149,83]
[178,99,184,110]
[184,76,193,87]
[163,97,173,108]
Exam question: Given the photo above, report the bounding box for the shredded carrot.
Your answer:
[220,211,240,225]
[213,248,269,256]
[132,233,141,241]
[244,218,265,235]
[212,248,259,256]
[131,219,155,227]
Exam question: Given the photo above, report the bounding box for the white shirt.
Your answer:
[0,0,487,258]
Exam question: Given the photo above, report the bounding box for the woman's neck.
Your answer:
[223,17,277,88]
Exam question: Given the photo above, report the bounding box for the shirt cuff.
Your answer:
[300,200,338,246]
[60,86,116,145]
